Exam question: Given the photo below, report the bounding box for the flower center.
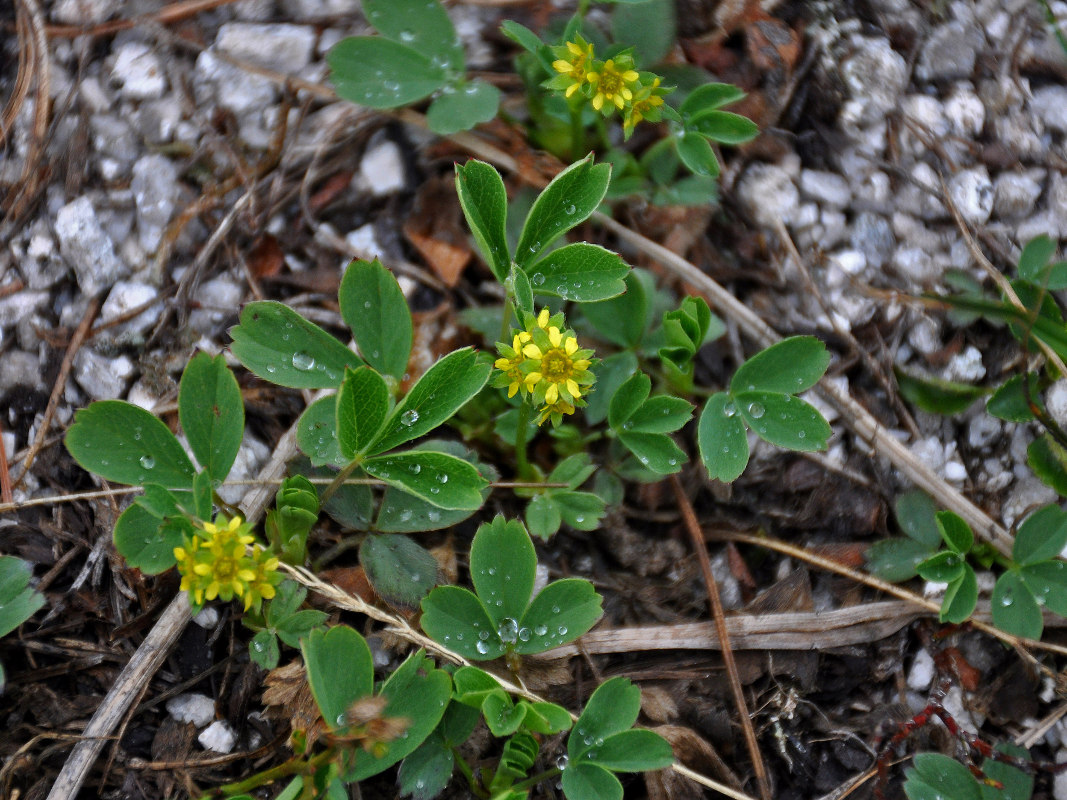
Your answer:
[541,349,572,381]
[600,71,623,96]
[214,557,239,581]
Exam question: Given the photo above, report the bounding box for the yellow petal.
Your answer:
[565,83,580,98]
[623,70,639,82]
[495,357,511,370]
[507,383,519,398]
[564,337,578,355]
[573,359,591,370]
[567,40,583,56]
[553,59,573,74]
[566,379,580,398]
[592,94,604,111]
[548,327,562,347]
[523,344,543,359]
[537,308,550,326]
[525,371,542,385]
[545,383,559,403]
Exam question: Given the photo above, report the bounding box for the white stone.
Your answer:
[167,693,216,727]
[73,350,135,400]
[1032,85,1067,134]
[947,167,993,224]
[52,0,114,24]
[900,94,949,156]
[192,605,221,629]
[359,140,407,196]
[100,281,160,335]
[131,154,179,252]
[0,290,49,331]
[898,162,946,220]
[198,720,237,753]
[1047,380,1067,430]
[907,648,935,690]
[967,412,1001,450]
[892,246,938,285]
[1054,750,1067,800]
[533,564,550,597]
[907,316,941,355]
[994,171,1043,219]
[216,434,272,504]
[111,42,167,100]
[1003,474,1059,528]
[216,23,315,73]
[944,83,985,137]
[54,196,129,295]
[916,21,982,82]
[189,276,244,334]
[945,346,985,382]
[840,37,908,124]
[943,460,968,482]
[942,685,983,734]
[194,51,278,115]
[799,169,851,208]
[736,163,799,228]
[344,223,381,259]
[78,76,112,113]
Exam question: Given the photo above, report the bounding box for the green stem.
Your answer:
[500,297,515,343]
[509,767,562,793]
[212,747,336,796]
[514,400,532,479]
[319,458,362,506]
[452,749,489,798]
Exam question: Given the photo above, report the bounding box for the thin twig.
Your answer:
[672,476,773,800]
[0,418,13,505]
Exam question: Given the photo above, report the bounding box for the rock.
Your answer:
[1048,174,1067,232]
[189,276,244,334]
[799,169,851,208]
[840,37,908,124]
[948,167,993,224]
[892,246,938,284]
[1047,379,1067,430]
[449,5,494,68]
[136,98,182,143]
[994,171,1044,219]
[819,209,848,249]
[900,94,949,156]
[0,290,49,332]
[359,139,408,196]
[1032,85,1067,134]
[215,23,315,73]
[992,114,1045,161]
[849,212,895,268]
[193,606,221,629]
[73,349,135,400]
[907,316,941,355]
[216,434,272,504]
[194,50,278,115]
[897,162,947,220]
[278,0,352,18]
[943,459,968,482]
[944,83,985,137]
[233,0,275,20]
[198,720,236,753]
[131,154,179,252]
[907,648,935,690]
[1054,751,1067,800]
[345,223,382,258]
[0,350,43,393]
[736,162,799,228]
[967,412,1001,450]
[100,281,160,336]
[916,21,984,82]
[110,41,167,100]
[78,76,112,114]
[90,114,139,177]
[54,196,129,295]
[945,346,985,382]
[52,0,114,24]
[1003,474,1058,528]
[942,685,983,734]
[166,693,216,727]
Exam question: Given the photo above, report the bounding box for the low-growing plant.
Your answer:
[0,556,46,690]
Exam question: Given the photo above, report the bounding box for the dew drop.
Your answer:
[364,301,372,309]
[518,627,531,641]
[534,624,548,636]
[399,509,413,522]
[748,402,765,419]
[398,29,415,42]
[430,486,440,495]
[475,641,489,655]
[401,409,420,426]
[723,401,737,417]
[1000,592,1014,607]
[409,463,421,474]
[557,625,568,635]
[564,203,576,215]
[479,630,490,640]
[139,455,155,469]
[292,351,315,371]
[427,510,441,522]
[531,272,546,286]
[497,617,519,644]
[551,605,560,614]
[556,755,569,769]
[265,364,276,373]
[437,473,449,484]
[797,430,806,439]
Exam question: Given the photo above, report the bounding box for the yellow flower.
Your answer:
[243,545,281,612]
[588,58,639,112]
[537,398,576,426]
[493,332,533,398]
[173,514,280,612]
[174,536,207,605]
[551,37,595,98]
[623,76,666,136]
[522,323,594,405]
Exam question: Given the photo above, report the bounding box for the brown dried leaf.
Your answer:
[403,173,471,286]
[645,725,741,800]
[263,659,325,747]
[319,565,377,605]
[641,686,679,723]
[247,234,284,279]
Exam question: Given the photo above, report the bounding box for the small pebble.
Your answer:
[907,648,935,691]
[198,720,237,753]
[359,140,408,196]
[110,41,167,100]
[167,693,216,728]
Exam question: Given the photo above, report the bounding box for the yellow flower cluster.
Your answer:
[545,36,669,138]
[174,515,281,613]
[493,309,596,426]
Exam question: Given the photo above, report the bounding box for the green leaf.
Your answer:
[455,160,511,283]
[680,83,746,114]
[676,132,719,177]
[362,0,464,71]
[439,701,480,745]
[697,392,750,483]
[338,259,412,380]
[512,266,534,314]
[500,20,547,58]
[370,348,491,454]
[517,578,602,653]
[618,431,686,473]
[527,243,630,302]
[296,395,347,468]
[588,729,674,771]
[992,571,1043,638]
[549,453,597,489]
[302,626,374,730]
[525,701,573,734]
[866,538,938,582]
[516,155,612,268]
[731,336,830,394]
[482,692,526,736]
[581,271,649,349]
[980,744,1033,800]
[561,763,623,800]
[1028,434,1067,496]
[896,491,943,548]
[688,110,759,144]
[230,301,362,388]
[569,677,642,760]
[526,493,562,540]
[916,551,965,583]
[1020,560,1067,616]
[336,366,391,459]
[987,374,1041,423]
[427,80,501,135]
[420,585,504,660]
[360,534,438,611]
[584,351,638,426]
[941,565,978,624]
[327,37,446,109]
[733,391,831,451]
[398,734,453,800]
[611,0,676,64]
[936,511,974,554]
[905,753,982,800]
[363,451,487,511]
[178,352,244,483]
[608,372,651,429]
[624,395,693,434]
[249,630,279,670]
[1013,504,1067,565]
[114,494,190,573]
[554,491,606,531]
[470,516,536,627]
[660,296,719,372]
[274,609,329,649]
[343,651,452,780]
[896,368,985,415]
[1018,235,1059,285]
[65,401,195,489]
[0,557,44,638]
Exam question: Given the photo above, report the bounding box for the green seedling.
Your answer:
[0,557,46,690]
